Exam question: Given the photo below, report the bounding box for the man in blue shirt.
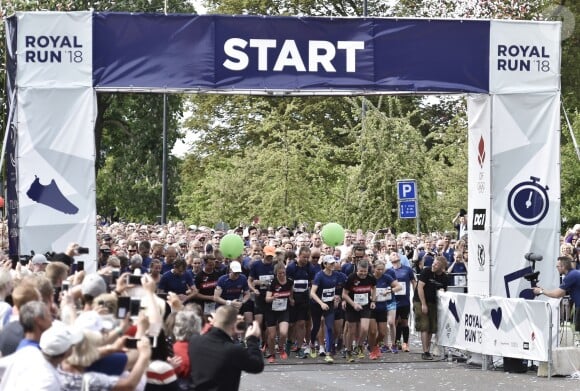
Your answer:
[214,261,251,312]
[534,256,580,332]
[158,259,196,302]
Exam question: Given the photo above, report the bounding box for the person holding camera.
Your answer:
[188,305,264,391]
[533,256,580,334]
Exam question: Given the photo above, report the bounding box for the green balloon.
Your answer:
[321,223,345,247]
[219,234,244,259]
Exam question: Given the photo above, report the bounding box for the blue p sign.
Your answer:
[397,180,416,200]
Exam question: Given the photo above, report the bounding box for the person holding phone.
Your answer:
[188,305,264,391]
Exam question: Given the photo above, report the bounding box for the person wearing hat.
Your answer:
[248,246,276,332]
[310,255,347,363]
[0,305,81,390]
[214,261,251,312]
[29,253,50,273]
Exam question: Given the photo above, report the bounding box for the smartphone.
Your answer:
[111,269,120,284]
[130,298,141,317]
[76,261,84,272]
[117,296,131,319]
[62,281,70,291]
[127,274,142,285]
[124,338,139,349]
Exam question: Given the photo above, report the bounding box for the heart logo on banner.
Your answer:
[491,307,502,329]
[448,299,460,323]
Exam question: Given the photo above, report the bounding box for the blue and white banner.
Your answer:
[438,291,555,361]
[10,12,96,268]
[6,12,561,279]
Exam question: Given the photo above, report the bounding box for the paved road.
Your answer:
[239,341,578,391]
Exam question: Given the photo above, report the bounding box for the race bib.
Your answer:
[376,288,391,302]
[354,293,368,305]
[272,298,288,311]
[322,288,335,302]
[293,280,308,293]
[395,281,406,296]
[204,302,216,315]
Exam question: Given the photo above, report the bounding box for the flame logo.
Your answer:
[478,136,485,168]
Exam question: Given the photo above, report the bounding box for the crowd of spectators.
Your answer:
[0,219,576,389]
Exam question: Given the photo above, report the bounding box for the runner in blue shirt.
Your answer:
[369,259,401,359]
[214,261,251,312]
[158,259,196,303]
[310,255,347,363]
[390,251,416,352]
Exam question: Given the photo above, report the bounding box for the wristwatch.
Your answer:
[540,289,545,295]
[226,300,232,305]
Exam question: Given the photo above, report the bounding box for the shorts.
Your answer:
[413,301,438,334]
[396,305,411,321]
[265,309,290,327]
[371,309,387,323]
[240,300,254,314]
[290,301,310,323]
[345,307,371,323]
[334,306,344,320]
[254,294,268,316]
[386,301,397,312]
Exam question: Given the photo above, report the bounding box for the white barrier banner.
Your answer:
[438,291,553,361]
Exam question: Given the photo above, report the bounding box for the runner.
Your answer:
[310,255,347,363]
[342,259,376,362]
[369,259,401,359]
[264,262,294,363]
[390,252,417,352]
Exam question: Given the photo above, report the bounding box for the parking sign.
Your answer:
[397,180,416,200]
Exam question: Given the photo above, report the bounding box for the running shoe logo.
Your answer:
[26,175,78,215]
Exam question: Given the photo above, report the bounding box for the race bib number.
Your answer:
[376,288,391,302]
[354,293,368,305]
[395,281,406,296]
[293,280,308,293]
[272,298,288,311]
[322,288,335,302]
[204,302,216,315]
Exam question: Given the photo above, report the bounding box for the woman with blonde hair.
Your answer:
[58,330,151,391]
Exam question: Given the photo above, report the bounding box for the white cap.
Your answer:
[31,254,49,265]
[322,255,337,264]
[230,261,242,273]
[39,322,83,356]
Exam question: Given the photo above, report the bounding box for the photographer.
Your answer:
[188,305,263,391]
[533,256,580,333]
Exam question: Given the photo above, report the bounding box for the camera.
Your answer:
[77,247,89,255]
[235,321,247,333]
[523,252,543,288]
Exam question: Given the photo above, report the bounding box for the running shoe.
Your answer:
[397,342,403,350]
[303,345,311,357]
[296,349,307,359]
[369,348,378,360]
[318,346,326,357]
[380,344,389,353]
[402,342,410,352]
[341,349,347,359]
[346,351,355,363]
[267,355,276,364]
[390,345,399,354]
[356,346,365,359]
[290,343,299,352]
[279,350,288,360]
[324,355,334,364]
[309,346,317,359]
[421,352,433,360]
[26,176,79,215]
